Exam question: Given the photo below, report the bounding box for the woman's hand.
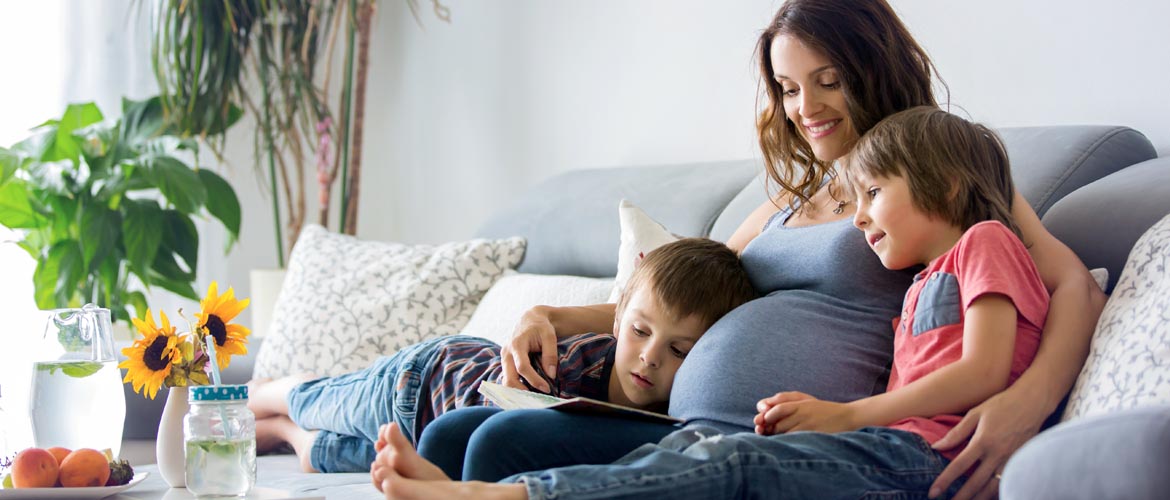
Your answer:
[499,306,560,392]
[928,388,1047,500]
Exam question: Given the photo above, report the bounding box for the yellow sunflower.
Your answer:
[119,309,184,400]
[194,281,250,369]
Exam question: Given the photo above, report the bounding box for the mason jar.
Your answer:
[183,385,256,497]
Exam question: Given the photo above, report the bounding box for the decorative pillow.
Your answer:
[606,200,681,303]
[253,225,525,378]
[460,270,615,346]
[1062,214,1170,421]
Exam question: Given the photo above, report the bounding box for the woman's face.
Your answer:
[770,34,858,162]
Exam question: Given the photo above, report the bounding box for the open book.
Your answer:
[478,381,683,424]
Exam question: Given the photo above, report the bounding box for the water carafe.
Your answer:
[29,304,126,457]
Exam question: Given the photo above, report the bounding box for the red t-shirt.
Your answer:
[886,221,1049,459]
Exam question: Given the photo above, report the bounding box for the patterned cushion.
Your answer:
[253,225,525,378]
[1063,213,1170,421]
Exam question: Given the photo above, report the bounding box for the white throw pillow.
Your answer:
[253,225,525,378]
[460,270,615,346]
[1062,214,1170,421]
[606,200,681,303]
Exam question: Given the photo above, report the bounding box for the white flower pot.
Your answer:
[156,386,189,488]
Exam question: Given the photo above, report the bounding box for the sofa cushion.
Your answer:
[1062,213,1170,421]
[606,199,682,303]
[1042,157,1170,292]
[1002,405,1170,500]
[475,160,756,277]
[460,270,614,347]
[253,225,524,378]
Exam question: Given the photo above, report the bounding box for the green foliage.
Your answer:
[0,98,242,323]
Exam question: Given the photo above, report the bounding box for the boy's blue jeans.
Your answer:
[507,426,962,500]
[285,338,446,472]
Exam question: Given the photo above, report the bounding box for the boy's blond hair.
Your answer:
[842,106,1024,241]
[617,238,757,330]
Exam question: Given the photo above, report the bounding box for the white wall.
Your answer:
[212,0,1170,325]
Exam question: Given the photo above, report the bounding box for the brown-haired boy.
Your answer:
[249,238,756,474]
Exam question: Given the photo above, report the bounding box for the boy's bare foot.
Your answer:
[247,373,317,419]
[259,415,319,473]
[255,416,289,454]
[380,471,527,500]
[376,423,449,481]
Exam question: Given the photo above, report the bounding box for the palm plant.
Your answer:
[147,0,449,266]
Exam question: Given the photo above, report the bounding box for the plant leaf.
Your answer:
[147,156,206,213]
[120,96,168,145]
[162,209,199,274]
[80,205,121,273]
[46,103,104,162]
[197,169,240,250]
[125,291,149,321]
[0,147,19,184]
[122,199,165,282]
[147,271,200,300]
[33,240,84,309]
[0,180,39,228]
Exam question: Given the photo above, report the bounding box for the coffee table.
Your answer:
[106,455,381,499]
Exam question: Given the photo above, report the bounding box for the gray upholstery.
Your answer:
[476,160,758,276]
[1001,405,1170,500]
[997,126,1155,216]
[1042,157,1170,292]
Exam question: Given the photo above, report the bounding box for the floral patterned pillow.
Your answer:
[1063,213,1170,421]
[253,225,525,378]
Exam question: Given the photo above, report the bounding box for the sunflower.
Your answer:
[194,281,251,369]
[119,310,184,399]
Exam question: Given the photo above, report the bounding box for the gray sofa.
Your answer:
[123,125,1170,498]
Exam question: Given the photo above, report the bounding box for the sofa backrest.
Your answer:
[479,125,1156,278]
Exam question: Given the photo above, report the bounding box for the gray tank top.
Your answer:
[669,201,914,433]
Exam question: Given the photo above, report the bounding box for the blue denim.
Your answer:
[508,426,962,500]
[419,407,680,481]
[418,406,504,479]
[286,338,445,472]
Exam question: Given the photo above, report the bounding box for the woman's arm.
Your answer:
[499,303,616,392]
[929,191,1107,500]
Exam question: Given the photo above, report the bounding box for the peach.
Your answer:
[11,447,59,488]
[58,448,111,488]
[47,447,72,467]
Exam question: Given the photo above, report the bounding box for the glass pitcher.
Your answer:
[28,304,127,458]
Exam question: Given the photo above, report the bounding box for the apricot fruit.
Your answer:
[47,447,72,467]
[58,448,110,488]
[11,448,59,488]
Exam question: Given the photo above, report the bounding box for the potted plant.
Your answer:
[0,98,242,323]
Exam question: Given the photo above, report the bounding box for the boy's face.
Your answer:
[851,172,964,269]
[608,285,707,409]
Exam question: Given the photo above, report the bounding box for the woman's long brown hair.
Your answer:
[756,0,948,212]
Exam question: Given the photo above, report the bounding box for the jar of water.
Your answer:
[1,384,11,475]
[184,385,256,497]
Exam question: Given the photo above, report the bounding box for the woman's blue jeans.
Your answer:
[507,426,961,500]
[418,407,678,481]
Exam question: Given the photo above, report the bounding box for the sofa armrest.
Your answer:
[1041,157,1170,292]
[1001,405,1170,500]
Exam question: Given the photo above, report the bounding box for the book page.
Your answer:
[478,382,682,424]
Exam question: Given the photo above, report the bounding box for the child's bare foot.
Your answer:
[247,373,317,419]
[375,423,449,481]
[380,471,527,500]
[259,415,319,472]
[255,416,290,454]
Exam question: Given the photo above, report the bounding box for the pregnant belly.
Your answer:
[668,290,896,432]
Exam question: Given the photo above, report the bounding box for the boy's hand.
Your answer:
[754,392,858,435]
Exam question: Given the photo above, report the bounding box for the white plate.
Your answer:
[0,472,149,499]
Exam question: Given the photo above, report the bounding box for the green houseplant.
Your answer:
[0,98,242,323]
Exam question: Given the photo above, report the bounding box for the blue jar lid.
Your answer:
[189,384,249,402]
